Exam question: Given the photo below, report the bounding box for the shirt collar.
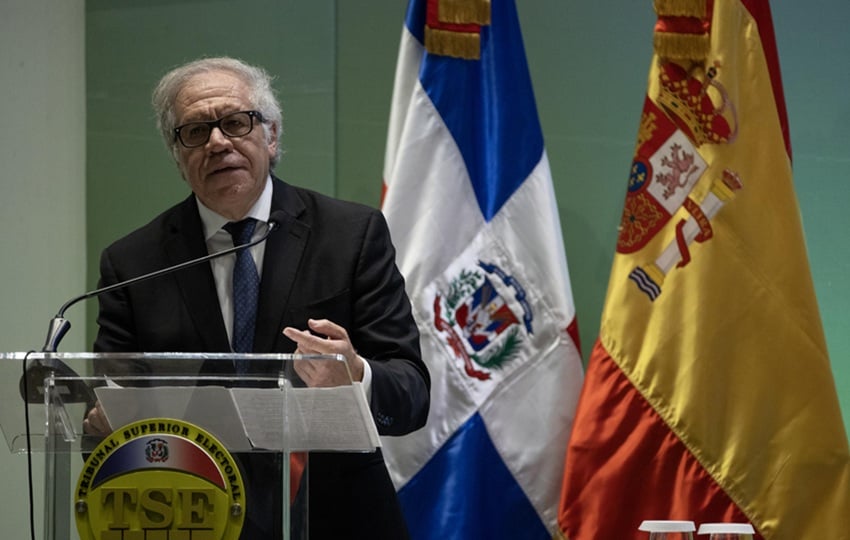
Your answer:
[196,175,273,241]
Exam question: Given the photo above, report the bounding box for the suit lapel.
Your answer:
[254,178,310,352]
[163,196,232,353]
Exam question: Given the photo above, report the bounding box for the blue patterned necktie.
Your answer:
[225,218,276,536]
[223,219,260,366]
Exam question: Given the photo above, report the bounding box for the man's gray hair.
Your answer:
[152,57,283,167]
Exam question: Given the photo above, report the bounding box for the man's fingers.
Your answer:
[283,327,324,352]
[308,318,347,340]
[84,402,112,436]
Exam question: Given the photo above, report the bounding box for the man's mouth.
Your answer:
[209,165,241,176]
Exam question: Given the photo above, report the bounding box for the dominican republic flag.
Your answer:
[558,1,850,538]
[380,0,584,538]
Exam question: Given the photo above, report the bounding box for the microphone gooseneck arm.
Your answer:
[41,214,283,352]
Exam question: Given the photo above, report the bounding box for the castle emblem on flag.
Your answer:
[433,261,532,380]
[617,60,744,301]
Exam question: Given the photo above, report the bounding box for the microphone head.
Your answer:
[268,210,287,230]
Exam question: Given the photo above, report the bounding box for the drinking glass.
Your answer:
[697,523,755,539]
[639,520,696,540]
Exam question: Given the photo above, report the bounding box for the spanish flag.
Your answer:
[557,1,850,538]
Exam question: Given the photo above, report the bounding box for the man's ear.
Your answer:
[267,122,279,156]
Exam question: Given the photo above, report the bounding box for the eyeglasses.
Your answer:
[173,110,265,148]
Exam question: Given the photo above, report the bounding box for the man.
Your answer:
[83,57,429,539]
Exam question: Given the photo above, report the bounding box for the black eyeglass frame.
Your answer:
[173,110,266,148]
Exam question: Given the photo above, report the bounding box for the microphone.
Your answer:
[21,211,286,402]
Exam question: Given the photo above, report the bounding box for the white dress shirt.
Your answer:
[194,176,372,393]
[196,176,273,345]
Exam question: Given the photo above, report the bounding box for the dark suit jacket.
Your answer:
[93,176,429,539]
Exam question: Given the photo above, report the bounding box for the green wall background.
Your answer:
[85,1,849,436]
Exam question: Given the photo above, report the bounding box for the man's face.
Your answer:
[173,70,278,220]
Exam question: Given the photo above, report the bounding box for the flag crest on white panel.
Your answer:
[381,0,584,538]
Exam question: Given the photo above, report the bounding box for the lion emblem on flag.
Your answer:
[618,62,744,301]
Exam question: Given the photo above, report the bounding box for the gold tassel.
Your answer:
[654,0,706,18]
[438,0,491,25]
[425,26,481,60]
[653,32,710,60]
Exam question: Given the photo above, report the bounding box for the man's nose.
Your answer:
[207,126,231,147]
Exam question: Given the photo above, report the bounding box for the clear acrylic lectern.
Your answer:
[0,352,380,540]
